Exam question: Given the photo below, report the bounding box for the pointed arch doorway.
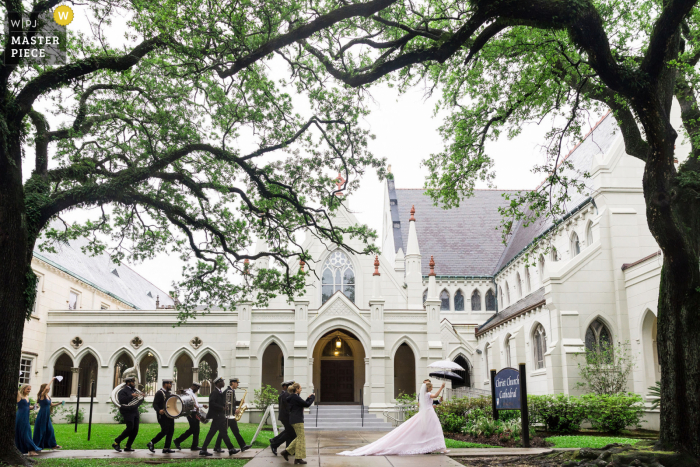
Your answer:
[312,329,365,404]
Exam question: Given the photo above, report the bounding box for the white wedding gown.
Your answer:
[338,384,447,456]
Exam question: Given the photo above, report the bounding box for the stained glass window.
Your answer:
[321,251,355,304]
[471,290,481,311]
[485,290,496,311]
[585,319,612,352]
[533,324,547,369]
[454,290,465,311]
[440,290,450,311]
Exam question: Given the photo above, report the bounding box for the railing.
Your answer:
[360,390,364,427]
[443,386,490,401]
[382,403,415,427]
[315,388,319,428]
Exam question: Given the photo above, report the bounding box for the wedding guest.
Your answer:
[280,383,315,465]
[16,384,41,456]
[33,378,62,449]
[269,380,295,455]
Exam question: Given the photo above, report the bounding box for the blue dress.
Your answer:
[33,397,57,448]
[15,399,41,454]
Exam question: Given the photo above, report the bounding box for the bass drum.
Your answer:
[164,393,197,419]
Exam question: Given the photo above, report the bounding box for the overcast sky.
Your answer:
[32,6,599,294]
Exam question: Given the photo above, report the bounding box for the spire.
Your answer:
[406,205,420,257]
[394,248,405,274]
[253,237,270,270]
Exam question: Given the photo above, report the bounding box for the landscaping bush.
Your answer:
[529,394,586,433]
[462,416,527,441]
[254,384,280,410]
[438,412,466,433]
[63,407,85,424]
[581,393,644,433]
[435,396,492,432]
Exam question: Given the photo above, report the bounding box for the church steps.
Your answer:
[305,405,393,431]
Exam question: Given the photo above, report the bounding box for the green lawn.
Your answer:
[444,438,501,449]
[37,460,248,467]
[545,435,643,449]
[52,423,274,450]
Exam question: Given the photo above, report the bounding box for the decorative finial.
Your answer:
[429,255,436,276]
[335,172,346,196]
[373,256,380,276]
[300,260,305,272]
[156,295,160,308]
[410,205,416,221]
[243,258,250,275]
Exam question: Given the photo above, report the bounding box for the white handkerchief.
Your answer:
[55,375,64,382]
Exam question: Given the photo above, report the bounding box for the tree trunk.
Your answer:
[0,134,34,466]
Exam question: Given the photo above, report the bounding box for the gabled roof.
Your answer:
[393,189,519,276]
[34,235,174,310]
[476,287,546,337]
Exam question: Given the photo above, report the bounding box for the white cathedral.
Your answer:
[20,113,665,429]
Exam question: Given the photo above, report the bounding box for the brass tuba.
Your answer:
[110,366,145,408]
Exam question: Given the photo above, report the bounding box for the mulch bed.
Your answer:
[445,432,553,448]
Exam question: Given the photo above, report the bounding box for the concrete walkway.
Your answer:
[35,431,554,466]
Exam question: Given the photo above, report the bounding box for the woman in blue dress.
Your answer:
[33,378,62,449]
[16,384,41,456]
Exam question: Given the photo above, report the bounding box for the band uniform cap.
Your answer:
[162,378,174,384]
[124,377,135,383]
[192,382,202,388]
[229,378,240,383]
[213,376,224,384]
[282,380,295,386]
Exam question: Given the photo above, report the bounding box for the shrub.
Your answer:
[529,394,586,433]
[254,384,280,410]
[462,416,527,441]
[576,341,635,395]
[581,393,644,433]
[439,412,466,433]
[63,407,85,424]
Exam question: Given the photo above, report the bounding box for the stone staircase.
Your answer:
[306,405,393,431]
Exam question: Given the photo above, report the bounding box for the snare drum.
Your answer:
[164,393,197,419]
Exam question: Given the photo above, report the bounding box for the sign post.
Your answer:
[493,365,529,448]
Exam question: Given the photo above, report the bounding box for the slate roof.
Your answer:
[393,189,519,276]
[492,113,618,273]
[476,287,546,336]
[33,235,174,310]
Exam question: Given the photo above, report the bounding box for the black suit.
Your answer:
[114,385,142,447]
[288,393,315,425]
[201,387,233,450]
[150,388,174,449]
[269,390,296,449]
[215,386,246,450]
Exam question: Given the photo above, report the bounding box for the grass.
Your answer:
[52,423,274,450]
[545,435,643,449]
[445,438,501,449]
[37,460,248,466]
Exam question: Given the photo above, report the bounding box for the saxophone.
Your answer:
[234,390,248,422]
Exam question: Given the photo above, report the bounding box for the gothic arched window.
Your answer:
[524,266,531,293]
[538,255,545,282]
[440,290,450,311]
[504,281,511,305]
[585,319,612,352]
[454,290,465,311]
[571,232,581,257]
[471,290,481,311]
[515,273,522,300]
[586,222,594,246]
[321,250,355,303]
[422,290,427,308]
[485,289,496,311]
[533,324,547,369]
[504,334,512,367]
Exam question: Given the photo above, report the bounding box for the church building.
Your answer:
[21,113,663,428]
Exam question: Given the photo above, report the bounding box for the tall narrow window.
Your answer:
[504,281,511,306]
[571,232,581,257]
[533,324,547,369]
[551,246,559,262]
[515,273,522,300]
[538,255,546,282]
[471,290,481,311]
[485,290,496,311]
[505,335,512,367]
[585,319,613,352]
[19,357,32,384]
[68,291,79,310]
[321,250,355,304]
[422,290,427,307]
[440,290,450,311]
[454,290,465,311]
[586,222,594,246]
[524,267,531,293]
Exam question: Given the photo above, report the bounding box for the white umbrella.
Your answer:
[428,360,465,371]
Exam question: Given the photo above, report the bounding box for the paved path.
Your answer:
[35,431,554,466]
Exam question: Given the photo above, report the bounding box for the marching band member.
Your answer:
[269,380,295,455]
[147,379,175,454]
[112,376,142,452]
[173,382,208,451]
[214,378,251,453]
[200,377,238,456]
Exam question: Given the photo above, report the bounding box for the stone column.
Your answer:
[363,358,370,406]
[425,256,443,361]
[70,367,80,398]
[235,302,252,394]
[294,300,311,393]
[369,255,386,408]
[192,367,199,384]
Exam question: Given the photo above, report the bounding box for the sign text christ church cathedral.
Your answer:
[22,114,664,427]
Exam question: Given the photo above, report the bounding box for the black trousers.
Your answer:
[269,420,296,449]
[202,416,233,450]
[215,417,246,449]
[151,414,174,449]
[115,413,140,447]
[174,414,200,447]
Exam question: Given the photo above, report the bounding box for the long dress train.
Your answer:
[338,384,446,456]
[33,397,58,448]
[15,399,42,454]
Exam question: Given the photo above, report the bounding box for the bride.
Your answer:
[338,381,447,456]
